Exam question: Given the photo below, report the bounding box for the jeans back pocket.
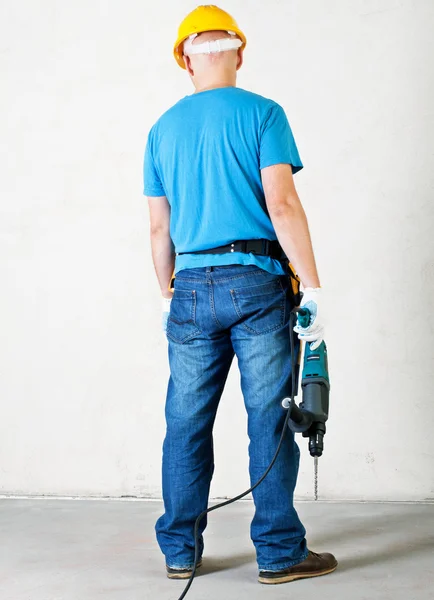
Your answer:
[231,278,286,335]
[167,289,202,344]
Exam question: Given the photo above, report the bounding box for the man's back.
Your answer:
[144,88,302,265]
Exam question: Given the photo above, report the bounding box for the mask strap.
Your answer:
[184,33,242,56]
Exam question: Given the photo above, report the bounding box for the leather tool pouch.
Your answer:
[287,261,301,308]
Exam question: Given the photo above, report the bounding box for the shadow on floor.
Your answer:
[308,505,434,572]
[337,536,434,572]
[310,505,433,546]
[200,552,256,575]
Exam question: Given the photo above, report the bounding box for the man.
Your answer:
[144,5,337,586]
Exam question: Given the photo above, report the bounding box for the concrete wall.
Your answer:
[1,0,433,501]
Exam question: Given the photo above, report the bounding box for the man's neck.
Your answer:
[194,80,236,93]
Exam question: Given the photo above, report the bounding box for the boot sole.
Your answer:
[258,562,338,585]
[166,560,203,580]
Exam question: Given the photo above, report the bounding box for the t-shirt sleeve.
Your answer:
[143,133,166,197]
[260,104,303,173]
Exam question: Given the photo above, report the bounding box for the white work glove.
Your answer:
[293,288,324,351]
[162,297,172,333]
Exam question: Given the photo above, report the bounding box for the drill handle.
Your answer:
[296,307,311,329]
[282,398,314,433]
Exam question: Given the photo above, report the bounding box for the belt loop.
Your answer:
[262,239,270,255]
[240,240,247,253]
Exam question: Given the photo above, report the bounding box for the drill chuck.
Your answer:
[307,423,326,458]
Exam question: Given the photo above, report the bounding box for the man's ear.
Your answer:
[184,55,194,76]
[236,49,244,71]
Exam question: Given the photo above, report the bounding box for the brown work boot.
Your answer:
[258,551,338,585]
[166,559,203,580]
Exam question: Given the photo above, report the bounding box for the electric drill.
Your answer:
[282,308,330,499]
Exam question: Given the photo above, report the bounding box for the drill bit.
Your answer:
[314,457,318,501]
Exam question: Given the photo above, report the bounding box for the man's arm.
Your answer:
[261,164,320,289]
[147,196,175,299]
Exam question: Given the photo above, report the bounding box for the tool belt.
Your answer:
[177,238,284,260]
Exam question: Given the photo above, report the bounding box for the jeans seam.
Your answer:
[209,282,223,329]
[175,273,263,282]
[278,278,286,324]
[279,278,289,324]
[210,271,266,282]
[176,271,272,283]
[166,559,200,569]
[174,275,272,285]
[258,549,309,572]
[174,277,205,283]
[191,290,196,322]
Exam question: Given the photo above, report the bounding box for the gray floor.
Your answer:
[0,499,433,600]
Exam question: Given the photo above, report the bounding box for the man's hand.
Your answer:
[293,288,324,350]
[162,296,173,333]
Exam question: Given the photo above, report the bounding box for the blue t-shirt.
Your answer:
[143,87,303,275]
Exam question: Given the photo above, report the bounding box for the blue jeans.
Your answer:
[156,265,308,571]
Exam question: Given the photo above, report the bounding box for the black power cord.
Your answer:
[176,310,299,600]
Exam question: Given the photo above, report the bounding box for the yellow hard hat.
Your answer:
[174,5,247,69]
